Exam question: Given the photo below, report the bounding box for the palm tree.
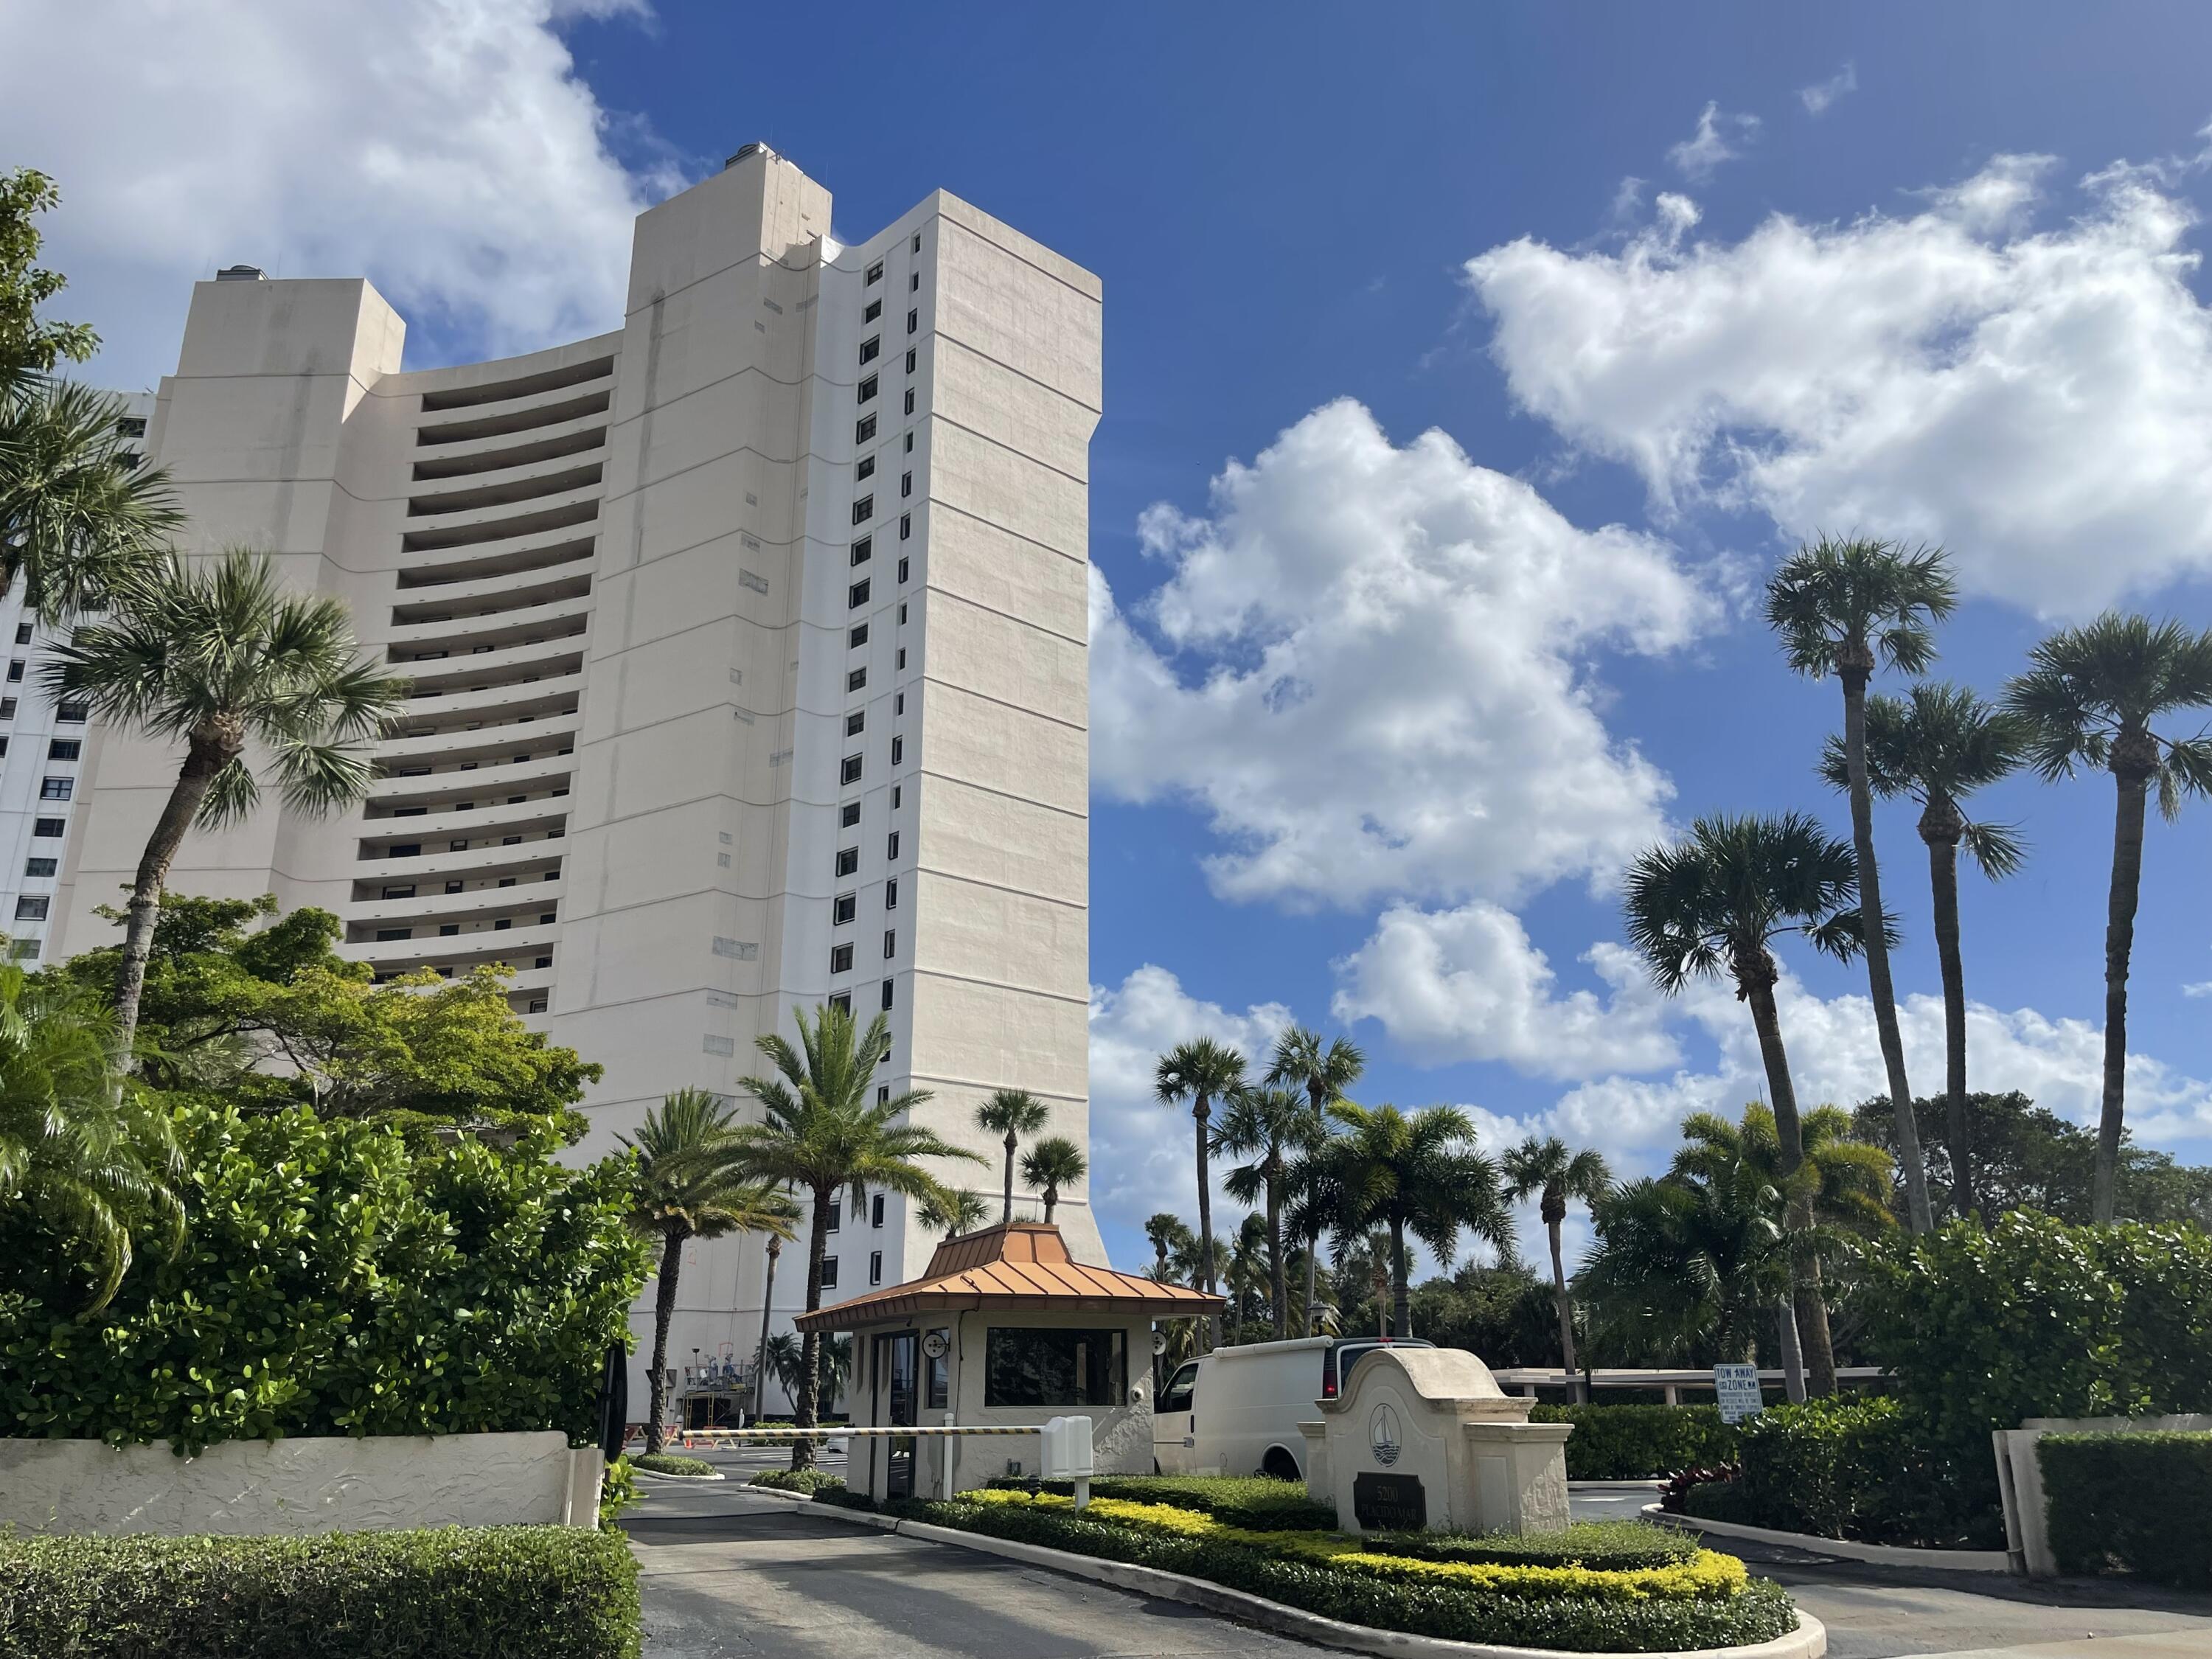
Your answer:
[731,1001,981,1467]
[622,1088,799,1454]
[1674,1103,1895,1239]
[919,1186,990,1240]
[1144,1211,1194,1282]
[975,1089,1048,1223]
[754,1225,787,1418]
[1621,812,1874,1394]
[1224,1213,1271,1345]
[1020,1135,1085,1223]
[1215,1083,1318,1338]
[1317,1101,1512,1340]
[1154,1037,1247,1348]
[2006,615,2212,1222]
[1581,1172,1787,1368]
[1766,535,1956,1234]
[46,549,408,1051]
[1266,1027,1363,1331]
[1500,1136,1612,1395]
[0,964,182,1310]
[1822,684,2025,1220]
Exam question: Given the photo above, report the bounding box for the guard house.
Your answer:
[795,1221,1220,1504]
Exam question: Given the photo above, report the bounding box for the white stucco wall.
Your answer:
[0,1433,600,1536]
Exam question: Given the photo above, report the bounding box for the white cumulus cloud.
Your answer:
[1798,63,1858,117]
[0,0,678,386]
[1668,102,1761,181]
[1091,399,1716,911]
[1466,150,2212,614]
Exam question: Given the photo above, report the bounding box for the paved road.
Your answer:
[622,1462,2212,1659]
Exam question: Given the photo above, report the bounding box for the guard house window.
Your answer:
[820,1256,840,1288]
[851,496,872,526]
[903,388,916,415]
[846,668,867,693]
[840,801,861,827]
[907,308,918,335]
[855,456,875,483]
[845,711,865,737]
[855,414,876,443]
[858,336,880,365]
[885,878,897,911]
[863,299,882,323]
[32,818,63,837]
[835,846,859,877]
[841,754,863,785]
[871,1194,886,1228]
[905,348,916,374]
[14,896,48,922]
[868,1251,883,1285]
[39,777,71,801]
[848,623,869,649]
[865,260,883,285]
[24,858,55,878]
[984,1328,1126,1408]
[850,535,872,566]
[830,942,854,974]
[848,579,870,608]
[833,892,856,925]
[857,375,878,405]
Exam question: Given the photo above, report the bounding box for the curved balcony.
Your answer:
[398,642,585,694]
[406,458,604,521]
[341,875,565,929]
[410,414,608,481]
[396,672,582,725]
[344,921,560,972]
[414,389,613,450]
[390,569,591,625]
[395,531,596,590]
[376,712,578,766]
[351,838,563,888]
[397,486,600,554]
[361,791,566,838]
[370,754,573,807]
[389,591,591,652]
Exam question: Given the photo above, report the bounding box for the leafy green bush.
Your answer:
[633,1453,714,1477]
[1366,1520,1698,1571]
[1734,1396,1983,1547]
[920,1497,1796,1651]
[2040,1432,2212,1587]
[0,1526,640,1658]
[1680,1481,1759,1526]
[1529,1405,1739,1480]
[984,1475,1335,1531]
[599,1457,638,1531]
[0,1106,648,1453]
[751,1468,845,1495]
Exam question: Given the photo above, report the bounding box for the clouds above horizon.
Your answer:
[2,0,674,386]
[1668,102,1761,181]
[1466,150,2212,616]
[1091,399,1716,912]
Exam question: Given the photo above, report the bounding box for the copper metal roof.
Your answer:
[793,1220,1223,1332]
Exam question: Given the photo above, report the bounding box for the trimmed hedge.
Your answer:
[1366,1520,1700,1571]
[985,1474,1335,1531]
[2040,1432,2212,1588]
[751,1468,846,1495]
[1529,1405,1739,1481]
[0,1526,640,1659]
[632,1453,714,1477]
[926,1496,1795,1652]
[1735,1395,1985,1548]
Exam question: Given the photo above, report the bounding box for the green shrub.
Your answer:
[633,1453,714,1477]
[1733,1395,1984,1548]
[2040,1432,2212,1587]
[1529,1405,1739,1480]
[812,1485,879,1513]
[0,1107,650,1454]
[920,1498,1796,1651]
[984,1475,1335,1531]
[598,1457,638,1531]
[1680,1481,1759,1526]
[0,1526,640,1659]
[1366,1520,1698,1571]
[751,1468,844,1495]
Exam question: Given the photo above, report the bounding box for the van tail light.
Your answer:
[1320,1360,1336,1399]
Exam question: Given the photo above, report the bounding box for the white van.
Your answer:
[1152,1335,1437,1480]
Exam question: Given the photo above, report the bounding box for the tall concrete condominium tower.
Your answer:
[49,147,1102,1408]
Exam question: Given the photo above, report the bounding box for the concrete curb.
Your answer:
[770,1490,1826,1659]
[1642,1503,2008,1573]
[632,1467,726,1483]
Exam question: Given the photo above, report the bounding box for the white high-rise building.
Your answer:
[49,147,1103,1408]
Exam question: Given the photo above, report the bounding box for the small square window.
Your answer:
[907,308,918,335]
[855,456,875,482]
[14,896,48,921]
[881,978,894,1011]
[890,737,903,766]
[846,667,867,692]
[439,923,461,936]
[1,699,18,720]
[498,874,517,886]
[830,991,852,1014]
[904,388,916,415]
[897,557,909,583]
[834,892,857,924]
[31,818,61,837]
[858,375,878,405]
[446,880,464,893]
[5,661,22,683]
[905,348,916,374]
[11,625,27,644]
[493,918,512,932]
[855,414,877,442]
[831,942,855,974]
[38,777,71,801]
[886,831,900,860]
[55,702,85,722]
[841,754,863,785]
[900,513,911,540]
[863,299,882,323]
[501,834,521,846]
[849,623,869,648]
[851,496,873,526]
[845,711,865,737]
[23,858,55,878]
[877,1084,890,1105]
[859,336,880,364]
[869,1251,883,1285]
[883,929,896,959]
[840,801,861,827]
[850,536,872,566]
[528,997,548,1014]
[886,877,898,910]
[821,1255,841,1287]
[835,846,859,877]
[866,260,883,285]
[451,838,470,852]
[848,579,871,608]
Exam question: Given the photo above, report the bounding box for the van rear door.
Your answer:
[1152,1360,1199,1474]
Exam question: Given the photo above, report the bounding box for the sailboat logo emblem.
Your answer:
[1369,1403,1402,1467]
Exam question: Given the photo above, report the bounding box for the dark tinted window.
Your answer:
[1158,1360,1198,1414]
[985,1327,1124,1408]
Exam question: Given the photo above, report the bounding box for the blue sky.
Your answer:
[13,1,2212,1272]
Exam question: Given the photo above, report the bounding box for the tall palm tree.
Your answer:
[754,1226,787,1418]
[1216,1082,1320,1338]
[1265,1027,1361,1332]
[2007,615,2212,1222]
[1766,535,1956,1234]
[1224,1213,1271,1345]
[46,549,408,1051]
[1500,1136,1612,1394]
[1144,1211,1194,1282]
[1317,1101,1512,1341]
[975,1089,1048,1224]
[1621,812,1874,1394]
[731,1001,981,1467]
[622,1089,799,1454]
[1674,1103,1895,1239]
[1154,1037,1246,1348]
[0,964,182,1310]
[1581,1172,1787,1368]
[1822,684,2026,1220]
[919,1186,990,1240]
[1020,1135,1085,1223]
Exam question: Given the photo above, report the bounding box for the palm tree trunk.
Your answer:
[1926,823,1976,1222]
[1742,967,1839,1394]
[646,1228,685,1455]
[1194,1098,1216,1351]
[1266,1160,1287,1339]
[1777,1295,1806,1402]
[2095,765,2149,1223]
[1389,1217,1411,1341]
[1001,1132,1017,1224]
[1546,1215,1581,1399]
[1303,1228,1318,1336]
[1042,1183,1057,1223]
[754,1233,781,1425]
[1842,668,1932,1234]
[114,730,233,1055]
[791,1190,830,1472]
